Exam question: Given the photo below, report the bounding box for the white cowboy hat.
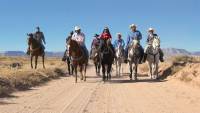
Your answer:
[129,24,137,28]
[75,26,81,31]
[148,27,154,32]
[116,33,122,36]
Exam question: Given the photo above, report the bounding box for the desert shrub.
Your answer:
[0,66,65,97]
[172,55,200,64]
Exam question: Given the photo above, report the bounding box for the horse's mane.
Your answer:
[152,37,160,48]
[70,39,80,48]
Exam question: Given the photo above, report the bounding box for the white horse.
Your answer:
[128,40,141,80]
[115,44,124,77]
[146,37,160,79]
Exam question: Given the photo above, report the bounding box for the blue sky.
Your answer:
[0,0,199,52]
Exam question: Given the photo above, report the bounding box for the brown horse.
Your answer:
[27,34,45,69]
[68,39,88,83]
[91,45,101,75]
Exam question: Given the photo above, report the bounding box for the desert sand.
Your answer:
[1,61,200,113]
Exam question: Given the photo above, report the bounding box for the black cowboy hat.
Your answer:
[27,33,33,36]
[94,34,99,37]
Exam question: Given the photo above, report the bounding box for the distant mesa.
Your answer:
[0,51,64,57]
[0,48,199,57]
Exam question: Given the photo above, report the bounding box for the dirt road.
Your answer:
[1,64,200,113]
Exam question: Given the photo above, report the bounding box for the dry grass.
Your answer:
[0,56,66,97]
[1,55,200,96]
[171,55,200,64]
[166,56,200,87]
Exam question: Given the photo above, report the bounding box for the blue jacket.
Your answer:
[113,39,125,48]
[126,30,142,47]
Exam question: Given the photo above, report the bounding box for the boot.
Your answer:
[160,56,164,62]
[143,53,147,63]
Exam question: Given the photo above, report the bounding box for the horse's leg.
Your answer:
[72,64,74,75]
[108,64,112,80]
[155,63,158,79]
[129,62,132,80]
[42,55,45,69]
[79,65,83,80]
[135,63,138,81]
[74,65,78,83]
[95,63,97,74]
[102,64,105,81]
[67,59,70,74]
[98,62,101,74]
[97,63,99,74]
[116,60,118,76]
[119,60,121,77]
[35,56,38,69]
[105,65,107,80]
[149,62,153,79]
[84,63,87,81]
[31,55,33,69]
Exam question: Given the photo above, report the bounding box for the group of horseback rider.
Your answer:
[89,24,164,63]
[27,24,164,64]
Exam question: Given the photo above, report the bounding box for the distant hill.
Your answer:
[0,51,64,57]
[192,51,200,56]
[0,51,25,56]
[0,48,199,57]
[162,48,192,57]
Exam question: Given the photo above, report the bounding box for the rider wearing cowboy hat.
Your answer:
[71,26,89,58]
[125,24,144,64]
[90,34,101,59]
[113,33,125,49]
[143,28,164,62]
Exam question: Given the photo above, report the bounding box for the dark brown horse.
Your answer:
[27,34,45,69]
[67,39,88,83]
[100,39,115,81]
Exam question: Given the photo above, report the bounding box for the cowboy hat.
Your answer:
[129,24,137,28]
[75,26,81,31]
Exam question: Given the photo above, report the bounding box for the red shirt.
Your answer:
[100,33,112,40]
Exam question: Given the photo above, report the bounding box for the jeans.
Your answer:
[81,45,89,58]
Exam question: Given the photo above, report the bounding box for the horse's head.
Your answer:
[116,44,123,58]
[106,39,112,46]
[27,33,34,46]
[129,39,140,58]
[152,37,160,49]
[131,39,139,49]
[147,37,160,55]
[67,39,79,56]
